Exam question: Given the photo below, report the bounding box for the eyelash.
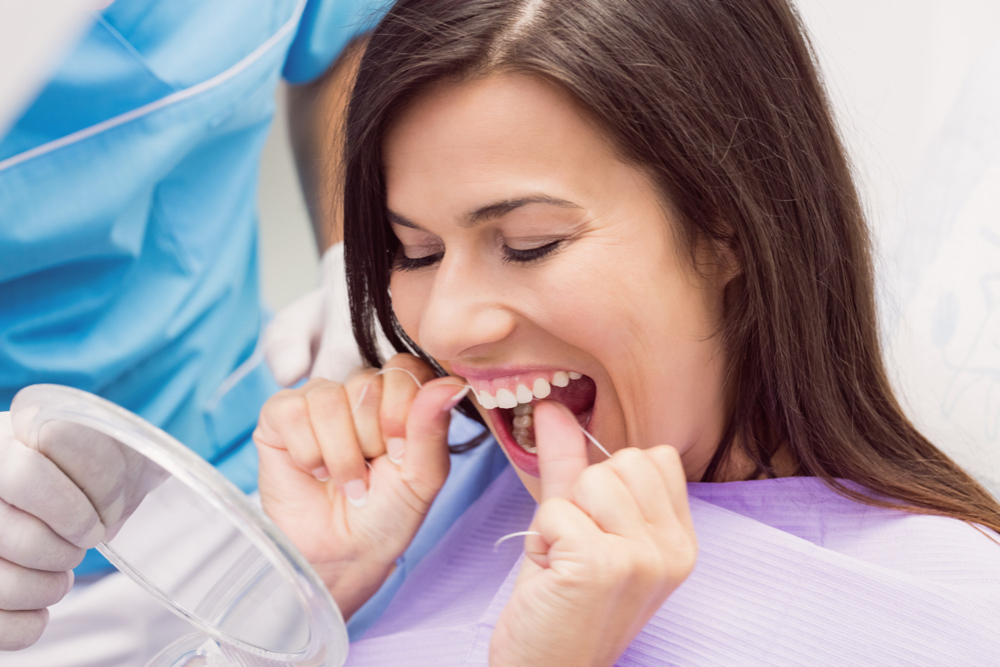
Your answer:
[393,240,564,272]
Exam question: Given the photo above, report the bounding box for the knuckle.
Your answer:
[650,445,683,471]
[272,393,309,425]
[610,446,644,468]
[345,370,380,396]
[300,377,333,392]
[577,463,607,488]
[305,381,349,412]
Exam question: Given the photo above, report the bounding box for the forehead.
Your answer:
[382,73,623,216]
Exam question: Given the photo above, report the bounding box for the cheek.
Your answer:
[389,272,432,342]
[531,246,663,353]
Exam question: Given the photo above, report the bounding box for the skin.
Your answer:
[255,72,730,664]
[386,73,732,491]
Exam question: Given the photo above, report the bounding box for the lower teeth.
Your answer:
[512,403,536,453]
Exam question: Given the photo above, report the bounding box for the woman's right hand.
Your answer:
[253,354,465,619]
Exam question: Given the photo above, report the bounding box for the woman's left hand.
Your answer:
[490,402,698,667]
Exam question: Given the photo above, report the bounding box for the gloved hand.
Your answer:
[0,409,165,650]
[264,242,367,386]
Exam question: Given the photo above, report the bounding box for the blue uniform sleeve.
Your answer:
[283,0,391,84]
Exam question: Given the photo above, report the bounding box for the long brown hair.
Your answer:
[341,0,1000,533]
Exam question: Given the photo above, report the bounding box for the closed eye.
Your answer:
[393,239,565,271]
[394,250,444,271]
[502,239,563,264]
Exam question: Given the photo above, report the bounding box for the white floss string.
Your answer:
[580,425,613,459]
[494,531,542,551]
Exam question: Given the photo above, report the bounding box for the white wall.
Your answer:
[793,0,1000,250]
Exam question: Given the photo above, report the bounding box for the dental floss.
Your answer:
[579,426,613,459]
[493,530,542,552]
[351,367,421,415]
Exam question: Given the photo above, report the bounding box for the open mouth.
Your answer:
[471,371,597,477]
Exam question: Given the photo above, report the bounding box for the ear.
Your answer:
[694,228,741,290]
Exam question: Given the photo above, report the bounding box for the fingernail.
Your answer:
[386,437,405,465]
[343,479,368,508]
[66,570,75,595]
[442,386,472,412]
[312,466,331,482]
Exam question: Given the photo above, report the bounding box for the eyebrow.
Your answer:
[387,195,581,230]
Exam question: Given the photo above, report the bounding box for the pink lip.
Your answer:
[450,362,574,382]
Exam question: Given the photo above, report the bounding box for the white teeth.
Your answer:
[515,431,536,453]
[513,402,534,416]
[495,388,518,409]
[513,414,533,429]
[475,389,498,410]
[532,377,551,399]
[475,371,580,412]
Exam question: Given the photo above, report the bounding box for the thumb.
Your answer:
[535,401,589,501]
[397,378,466,505]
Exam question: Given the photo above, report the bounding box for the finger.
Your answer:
[255,387,329,480]
[570,462,648,538]
[524,496,602,570]
[0,559,73,611]
[379,354,436,445]
[304,381,368,498]
[396,377,463,506]
[264,289,324,387]
[0,608,48,651]
[344,370,385,459]
[0,423,104,550]
[648,445,694,532]
[255,435,338,534]
[534,401,589,501]
[0,499,86,571]
[31,420,129,530]
[604,448,674,526]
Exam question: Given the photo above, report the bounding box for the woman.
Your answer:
[253,0,1000,664]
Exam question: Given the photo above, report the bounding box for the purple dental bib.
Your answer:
[347,468,1000,666]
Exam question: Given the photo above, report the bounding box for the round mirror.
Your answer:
[11,384,349,667]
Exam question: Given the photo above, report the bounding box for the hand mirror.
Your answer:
[12,384,349,667]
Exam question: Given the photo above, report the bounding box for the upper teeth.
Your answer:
[472,371,583,410]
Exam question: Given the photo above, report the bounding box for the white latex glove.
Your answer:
[264,242,368,386]
[0,410,164,650]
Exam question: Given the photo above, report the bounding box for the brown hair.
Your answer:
[341,0,1000,532]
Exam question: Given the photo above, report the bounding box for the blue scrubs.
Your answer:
[0,0,384,577]
[0,0,383,491]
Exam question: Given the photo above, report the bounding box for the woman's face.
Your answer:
[385,73,731,498]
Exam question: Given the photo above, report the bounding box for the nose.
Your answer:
[417,254,516,361]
